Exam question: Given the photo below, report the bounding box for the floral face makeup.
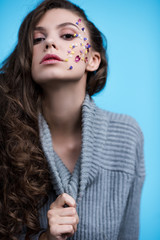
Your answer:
[64,18,91,70]
[31,9,93,84]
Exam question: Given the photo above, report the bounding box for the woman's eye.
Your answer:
[62,34,74,40]
[33,37,45,45]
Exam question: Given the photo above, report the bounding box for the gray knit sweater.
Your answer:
[20,93,145,240]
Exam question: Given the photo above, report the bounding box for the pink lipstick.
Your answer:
[40,54,63,64]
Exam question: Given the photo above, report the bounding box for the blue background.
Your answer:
[0,0,160,239]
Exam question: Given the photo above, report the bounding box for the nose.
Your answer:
[45,39,57,50]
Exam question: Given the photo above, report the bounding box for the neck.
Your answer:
[41,80,86,137]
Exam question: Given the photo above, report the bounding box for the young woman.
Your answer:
[0,0,145,239]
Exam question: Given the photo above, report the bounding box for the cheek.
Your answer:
[31,52,39,79]
[31,47,41,71]
[65,41,90,70]
[32,45,42,62]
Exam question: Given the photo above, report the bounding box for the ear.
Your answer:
[86,51,101,72]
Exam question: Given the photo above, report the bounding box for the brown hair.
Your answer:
[0,0,108,239]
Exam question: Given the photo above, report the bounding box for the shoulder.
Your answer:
[95,104,143,138]
[94,105,145,176]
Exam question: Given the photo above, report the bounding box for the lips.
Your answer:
[40,54,63,64]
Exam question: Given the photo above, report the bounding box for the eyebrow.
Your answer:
[34,22,79,32]
[56,22,79,30]
[34,26,46,32]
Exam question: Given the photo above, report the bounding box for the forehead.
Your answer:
[36,8,88,33]
[37,8,81,25]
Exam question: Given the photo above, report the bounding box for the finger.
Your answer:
[50,193,76,209]
[50,224,74,236]
[48,207,79,222]
[58,207,77,217]
[56,216,77,225]
[73,213,79,232]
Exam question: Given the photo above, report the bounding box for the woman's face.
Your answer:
[31,8,92,85]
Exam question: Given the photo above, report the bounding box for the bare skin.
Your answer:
[52,129,82,173]
[39,193,79,240]
[41,81,84,173]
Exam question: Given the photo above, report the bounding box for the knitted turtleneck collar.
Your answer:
[38,93,108,203]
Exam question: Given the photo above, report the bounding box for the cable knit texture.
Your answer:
[19,93,145,240]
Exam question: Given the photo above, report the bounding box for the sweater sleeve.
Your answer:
[18,230,46,240]
[118,127,145,240]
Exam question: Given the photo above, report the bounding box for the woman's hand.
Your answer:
[40,193,79,240]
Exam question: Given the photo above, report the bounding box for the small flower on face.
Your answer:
[75,55,81,62]
[74,33,79,37]
[85,43,91,50]
[76,19,81,25]
[84,57,88,63]
[78,34,83,40]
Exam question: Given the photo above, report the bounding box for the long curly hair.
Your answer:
[0,0,108,239]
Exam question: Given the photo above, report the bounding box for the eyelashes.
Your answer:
[33,37,45,45]
[61,33,75,40]
[33,33,75,45]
